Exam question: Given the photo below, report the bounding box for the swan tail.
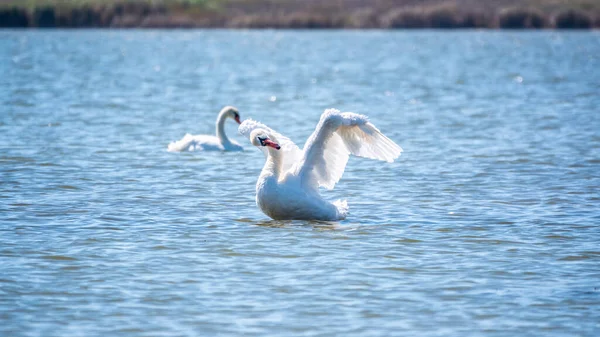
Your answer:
[333,199,349,220]
[167,134,196,152]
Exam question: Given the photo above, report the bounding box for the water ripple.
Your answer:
[1,30,599,337]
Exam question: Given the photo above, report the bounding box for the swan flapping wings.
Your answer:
[239,109,402,190]
[297,109,402,190]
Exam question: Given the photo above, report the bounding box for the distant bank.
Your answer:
[1,0,599,29]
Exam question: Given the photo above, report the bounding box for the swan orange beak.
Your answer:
[235,116,241,124]
[264,139,281,150]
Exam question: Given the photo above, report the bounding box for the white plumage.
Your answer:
[240,108,402,221]
[168,106,243,152]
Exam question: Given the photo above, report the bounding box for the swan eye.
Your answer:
[257,136,267,146]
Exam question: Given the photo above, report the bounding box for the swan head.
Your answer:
[221,106,241,124]
[249,129,281,150]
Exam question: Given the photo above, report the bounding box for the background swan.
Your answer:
[168,106,243,152]
[239,108,402,221]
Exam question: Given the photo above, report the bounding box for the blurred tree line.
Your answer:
[1,0,598,29]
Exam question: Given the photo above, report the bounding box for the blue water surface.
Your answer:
[1,30,599,336]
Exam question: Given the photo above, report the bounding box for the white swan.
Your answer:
[239,108,402,221]
[168,106,244,152]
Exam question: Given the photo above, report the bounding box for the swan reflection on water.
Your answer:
[237,217,349,230]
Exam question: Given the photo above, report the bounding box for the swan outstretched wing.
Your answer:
[239,119,302,174]
[297,109,402,190]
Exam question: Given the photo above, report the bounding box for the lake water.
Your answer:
[1,30,599,336]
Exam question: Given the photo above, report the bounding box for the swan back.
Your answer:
[168,106,243,152]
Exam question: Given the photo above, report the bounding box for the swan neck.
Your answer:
[216,111,230,144]
[263,149,283,179]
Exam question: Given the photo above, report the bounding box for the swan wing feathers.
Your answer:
[298,109,402,190]
[238,118,302,173]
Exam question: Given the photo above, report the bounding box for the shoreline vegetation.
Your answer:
[1,0,599,29]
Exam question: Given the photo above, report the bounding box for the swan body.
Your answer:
[240,109,402,221]
[168,106,243,152]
